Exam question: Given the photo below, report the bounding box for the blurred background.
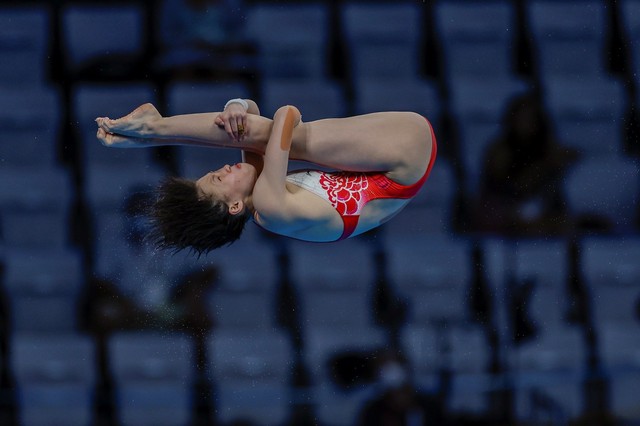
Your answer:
[0,0,639,425]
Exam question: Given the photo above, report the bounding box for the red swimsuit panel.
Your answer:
[285,118,438,240]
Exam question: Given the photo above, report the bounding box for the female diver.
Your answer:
[96,98,436,254]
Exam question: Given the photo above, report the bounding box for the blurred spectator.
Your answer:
[81,258,217,338]
[355,350,445,426]
[81,190,217,337]
[329,349,378,390]
[471,93,579,236]
[155,0,256,80]
[81,277,145,336]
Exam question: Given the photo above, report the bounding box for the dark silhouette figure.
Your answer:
[473,93,578,236]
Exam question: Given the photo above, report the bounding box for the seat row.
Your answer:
[3,1,640,84]
[3,233,639,331]
[9,320,640,425]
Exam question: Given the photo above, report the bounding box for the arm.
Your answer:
[252,106,301,224]
[241,100,264,176]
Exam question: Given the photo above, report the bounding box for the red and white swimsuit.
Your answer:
[286,124,437,241]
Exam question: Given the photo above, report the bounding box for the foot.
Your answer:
[95,103,162,138]
[96,127,148,148]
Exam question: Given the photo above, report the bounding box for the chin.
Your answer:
[242,163,258,180]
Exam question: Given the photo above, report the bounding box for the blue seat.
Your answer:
[165,81,251,176]
[446,325,493,414]
[527,0,608,80]
[108,332,196,426]
[563,157,639,233]
[304,325,387,425]
[165,81,251,116]
[482,237,571,342]
[482,238,569,328]
[341,2,422,80]
[202,242,279,329]
[0,167,72,213]
[511,239,569,328]
[0,87,61,167]
[399,326,441,388]
[72,82,158,166]
[154,0,251,77]
[61,4,146,75]
[382,157,457,236]
[1,210,69,249]
[621,0,640,82]
[11,334,96,426]
[0,5,50,87]
[245,4,329,79]
[90,211,198,314]
[600,323,640,422]
[385,234,472,325]
[449,77,530,192]
[91,210,129,278]
[289,239,375,329]
[511,326,584,421]
[404,325,490,416]
[0,167,73,249]
[543,76,627,157]
[581,236,640,324]
[4,248,83,332]
[435,0,516,79]
[353,78,441,120]
[84,163,166,213]
[261,79,346,121]
[208,329,293,425]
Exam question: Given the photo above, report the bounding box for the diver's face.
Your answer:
[195,163,257,208]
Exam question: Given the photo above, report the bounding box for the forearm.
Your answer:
[255,106,299,200]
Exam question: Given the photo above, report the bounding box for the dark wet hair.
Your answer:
[148,177,249,255]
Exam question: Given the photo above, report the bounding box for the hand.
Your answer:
[214,103,248,142]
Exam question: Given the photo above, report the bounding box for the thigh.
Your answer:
[292,112,433,184]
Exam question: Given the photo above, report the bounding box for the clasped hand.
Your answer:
[214,103,248,142]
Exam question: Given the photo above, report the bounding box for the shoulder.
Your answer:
[253,185,337,234]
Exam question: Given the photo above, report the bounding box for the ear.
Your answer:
[228,200,244,216]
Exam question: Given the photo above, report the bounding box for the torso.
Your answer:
[254,116,438,242]
[287,170,427,240]
[256,163,435,242]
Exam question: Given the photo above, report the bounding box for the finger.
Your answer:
[214,115,224,126]
[224,120,234,141]
[230,119,239,141]
[240,115,248,142]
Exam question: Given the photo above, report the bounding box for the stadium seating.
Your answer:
[11,334,96,426]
